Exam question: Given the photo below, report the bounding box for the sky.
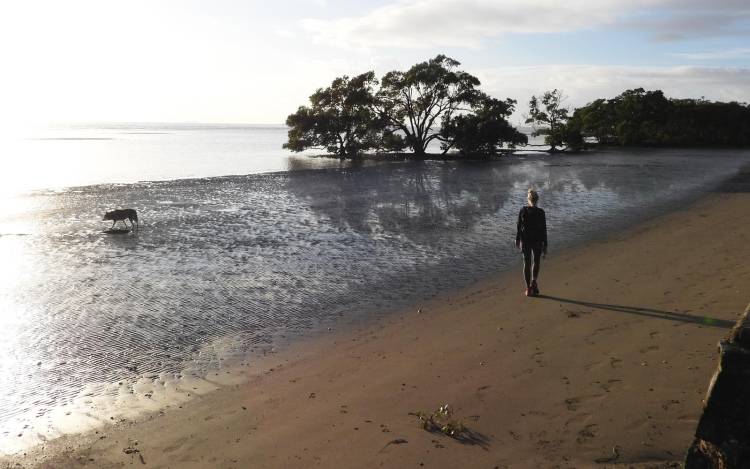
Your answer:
[0,0,748,126]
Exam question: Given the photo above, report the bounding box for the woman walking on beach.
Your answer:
[516,189,548,297]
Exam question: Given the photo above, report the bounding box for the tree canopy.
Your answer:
[568,88,750,147]
[284,72,385,159]
[284,55,519,159]
[441,95,527,156]
[525,89,570,152]
[375,55,482,157]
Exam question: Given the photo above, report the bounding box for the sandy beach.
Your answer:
[3,189,749,469]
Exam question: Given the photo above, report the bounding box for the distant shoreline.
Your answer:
[305,143,750,162]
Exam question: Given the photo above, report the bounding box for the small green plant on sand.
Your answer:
[411,404,468,438]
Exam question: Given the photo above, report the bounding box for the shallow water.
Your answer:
[0,148,748,451]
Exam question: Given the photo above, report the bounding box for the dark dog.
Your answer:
[103,208,139,229]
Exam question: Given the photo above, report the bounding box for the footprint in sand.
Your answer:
[661,399,681,411]
[599,379,622,393]
[639,344,660,353]
[564,394,605,412]
[564,397,580,411]
[475,385,491,402]
[576,424,598,444]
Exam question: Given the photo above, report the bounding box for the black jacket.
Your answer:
[516,206,547,247]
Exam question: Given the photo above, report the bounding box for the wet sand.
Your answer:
[4,191,750,468]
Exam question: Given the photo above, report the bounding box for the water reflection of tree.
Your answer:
[285,161,516,241]
[285,151,740,242]
[542,151,718,197]
[511,151,724,199]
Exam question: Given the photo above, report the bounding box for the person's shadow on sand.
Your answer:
[537,295,734,329]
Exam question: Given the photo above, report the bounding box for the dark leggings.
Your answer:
[522,244,543,287]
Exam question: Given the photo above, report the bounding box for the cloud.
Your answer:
[621,9,750,41]
[473,65,750,122]
[274,28,296,39]
[301,0,630,49]
[301,0,750,49]
[673,47,750,60]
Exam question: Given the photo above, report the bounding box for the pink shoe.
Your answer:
[525,287,532,297]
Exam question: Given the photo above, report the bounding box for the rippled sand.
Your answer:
[0,149,747,452]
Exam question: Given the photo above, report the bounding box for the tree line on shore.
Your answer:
[283,55,750,159]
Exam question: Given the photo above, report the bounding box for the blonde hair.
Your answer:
[527,189,539,205]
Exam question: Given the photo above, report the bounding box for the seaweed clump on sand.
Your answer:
[410,404,489,447]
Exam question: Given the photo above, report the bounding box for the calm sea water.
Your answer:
[0,123,748,453]
[0,123,349,195]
